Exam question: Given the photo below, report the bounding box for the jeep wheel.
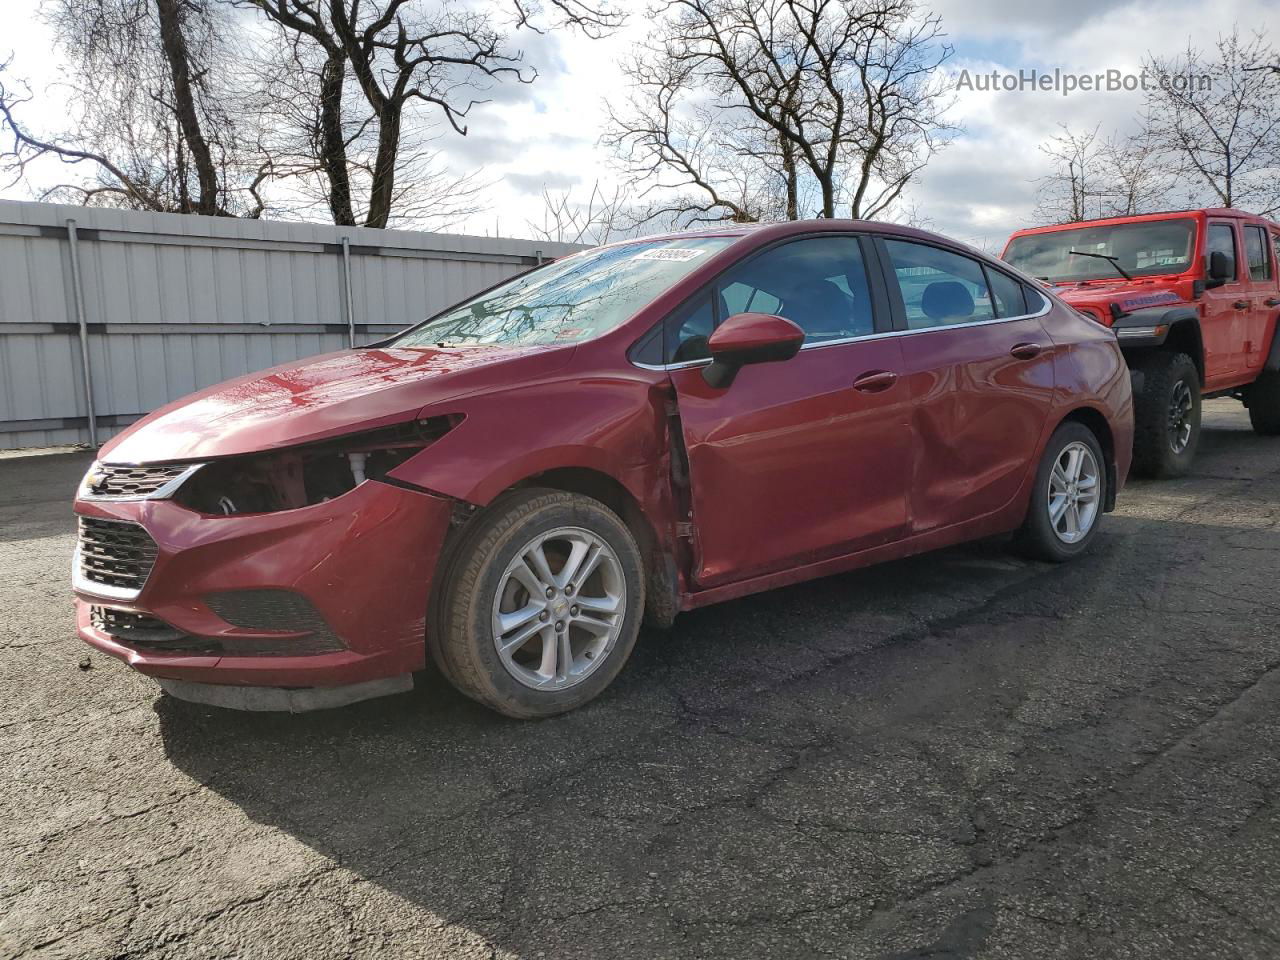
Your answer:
[1132,351,1201,479]
[1247,371,1280,436]
[430,488,644,719]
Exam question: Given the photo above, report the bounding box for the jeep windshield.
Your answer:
[389,236,735,348]
[1004,218,1196,283]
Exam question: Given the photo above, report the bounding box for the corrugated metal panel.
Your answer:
[0,200,583,450]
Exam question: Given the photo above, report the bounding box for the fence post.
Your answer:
[66,219,98,449]
[341,236,356,348]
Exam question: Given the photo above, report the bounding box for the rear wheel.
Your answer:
[430,489,644,719]
[1014,421,1107,563]
[1132,351,1200,478]
[1247,371,1280,435]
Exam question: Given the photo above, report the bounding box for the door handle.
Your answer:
[1233,300,1250,310]
[852,370,898,393]
[1266,298,1280,307]
[1009,342,1043,360]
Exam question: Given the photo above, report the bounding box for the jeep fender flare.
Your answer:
[1113,305,1203,384]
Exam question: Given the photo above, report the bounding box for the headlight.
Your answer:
[173,415,460,515]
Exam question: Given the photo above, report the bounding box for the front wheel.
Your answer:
[1014,422,1107,563]
[430,489,645,719]
[1131,351,1201,478]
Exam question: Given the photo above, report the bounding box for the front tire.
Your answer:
[1014,422,1107,563]
[430,489,644,719]
[1131,351,1200,478]
[1247,371,1280,435]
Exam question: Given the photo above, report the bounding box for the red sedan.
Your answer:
[72,221,1134,718]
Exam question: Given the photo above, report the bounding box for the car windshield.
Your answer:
[1003,218,1196,282]
[389,236,736,348]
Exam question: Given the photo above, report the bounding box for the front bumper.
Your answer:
[73,479,454,690]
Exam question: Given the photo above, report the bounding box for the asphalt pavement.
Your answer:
[2,400,1278,959]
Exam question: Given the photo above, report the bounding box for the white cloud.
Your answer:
[2,0,1276,248]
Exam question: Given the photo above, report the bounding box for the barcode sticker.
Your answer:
[632,248,707,263]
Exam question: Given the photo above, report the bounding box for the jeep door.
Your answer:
[665,235,913,588]
[1203,219,1250,382]
[876,237,1058,534]
[1242,223,1279,374]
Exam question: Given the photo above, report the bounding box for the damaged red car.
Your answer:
[73,220,1133,718]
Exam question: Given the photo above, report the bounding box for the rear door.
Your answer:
[876,237,1057,534]
[1242,223,1279,374]
[667,235,913,588]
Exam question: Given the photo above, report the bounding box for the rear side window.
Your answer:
[985,267,1028,317]
[883,240,996,330]
[713,236,876,346]
[1244,226,1272,281]
[1207,223,1239,282]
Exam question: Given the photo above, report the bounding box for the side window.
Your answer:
[1244,226,1272,281]
[713,236,876,345]
[663,292,716,364]
[1273,233,1280,279]
[1023,283,1048,313]
[883,240,996,330]
[1207,223,1238,282]
[985,267,1029,317]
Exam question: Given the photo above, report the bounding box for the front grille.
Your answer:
[85,463,190,499]
[77,517,158,593]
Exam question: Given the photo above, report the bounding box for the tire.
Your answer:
[1131,351,1201,479]
[1247,371,1280,435]
[430,488,645,719]
[1014,421,1108,563]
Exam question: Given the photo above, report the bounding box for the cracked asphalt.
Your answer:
[3,399,1279,959]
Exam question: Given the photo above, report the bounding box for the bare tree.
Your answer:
[1100,128,1173,217]
[1033,123,1105,223]
[243,0,532,229]
[612,0,955,222]
[604,51,797,226]
[528,180,630,244]
[1143,29,1280,215]
[246,28,489,230]
[1,0,267,216]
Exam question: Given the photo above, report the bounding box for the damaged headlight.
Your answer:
[174,415,461,515]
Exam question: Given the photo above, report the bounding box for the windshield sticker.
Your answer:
[633,248,708,263]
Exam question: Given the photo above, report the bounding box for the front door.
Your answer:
[1202,220,1249,383]
[667,235,913,588]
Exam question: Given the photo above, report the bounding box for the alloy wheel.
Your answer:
[1047,441,1101,544]
[492,526,626,690]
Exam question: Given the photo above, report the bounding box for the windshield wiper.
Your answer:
[1068,250,1133,281]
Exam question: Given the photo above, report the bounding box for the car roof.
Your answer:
[601,218,988,256]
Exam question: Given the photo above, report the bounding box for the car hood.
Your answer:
[101,343,576,463]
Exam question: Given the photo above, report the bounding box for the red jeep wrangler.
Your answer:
[1003,209,1280,477]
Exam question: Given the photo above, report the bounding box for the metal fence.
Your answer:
[0,200,582,450]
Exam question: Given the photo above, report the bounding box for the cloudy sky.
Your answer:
[3,0,1277,249]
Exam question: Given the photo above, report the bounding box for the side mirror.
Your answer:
[1206,250,1233,287]
[703,312,804,389]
